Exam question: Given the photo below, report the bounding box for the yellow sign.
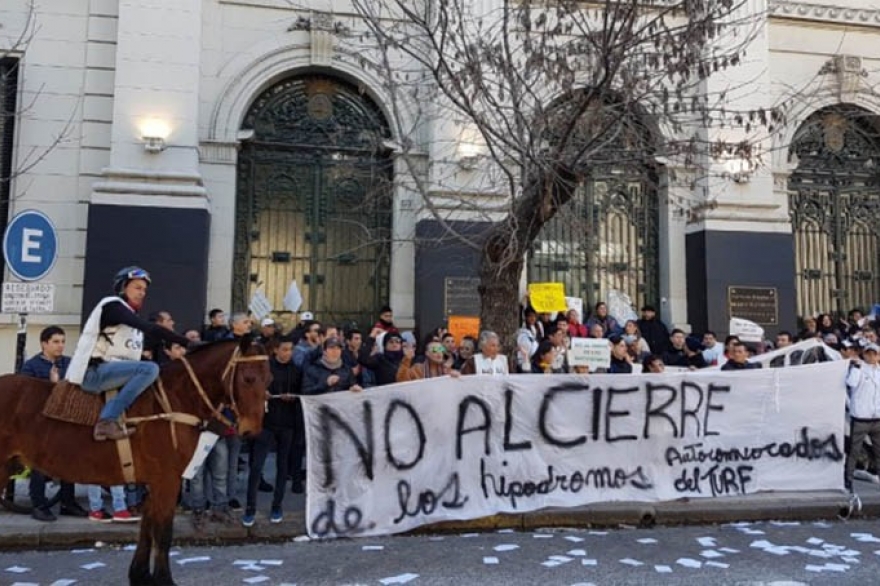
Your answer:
[527,282,568,312]
[448,315,481,345]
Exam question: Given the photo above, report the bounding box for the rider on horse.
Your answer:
[66,266,190,441]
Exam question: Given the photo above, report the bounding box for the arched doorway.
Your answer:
[234,75,393,328]
[527,105,659,315]
[789,105,880,318]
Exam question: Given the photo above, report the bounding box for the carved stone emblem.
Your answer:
[823,113,847,153]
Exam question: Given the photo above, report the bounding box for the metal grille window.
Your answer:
[0,58,19,283]
[234,76,393,329]
[527,103,659,315]
[789,106,880,318]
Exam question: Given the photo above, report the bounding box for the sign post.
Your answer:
[2,210,59,372]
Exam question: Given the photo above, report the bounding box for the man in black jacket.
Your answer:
[720,342,762,371]
[637,305,670,355]
[358,331,406,386]
[242,337,299,527]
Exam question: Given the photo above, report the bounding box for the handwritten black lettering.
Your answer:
[680,381,704,438]
[393,473,469,524]
[456,396,491,460]
[503,388,532,452]
[704,383,729,437]
[644,383,678,439]
[539,383,588,448]
[319,403,374,488]
[665,428,843,466]
[480,458,653,508]
[310,498,367,538]
[605,385,639,442]
[383,399,426,471]
[674,464,754,496]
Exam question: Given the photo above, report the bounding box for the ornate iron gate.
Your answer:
[789,106,880,318]
[234,76,393,328]
[527,169,659,314]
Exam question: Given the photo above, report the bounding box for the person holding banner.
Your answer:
[461,331,509,376]
[302,338,363,395]
[845,343,880,492]
[720,342,762,371]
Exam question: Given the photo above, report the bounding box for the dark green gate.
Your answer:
[789,106,880,318]
[234,76,393,328]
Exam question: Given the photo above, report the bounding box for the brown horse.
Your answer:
[0,336,271,586]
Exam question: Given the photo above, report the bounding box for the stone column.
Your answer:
[85,0,209,328]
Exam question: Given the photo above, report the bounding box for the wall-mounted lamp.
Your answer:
[140,119,171,154]
[724,157,754,184]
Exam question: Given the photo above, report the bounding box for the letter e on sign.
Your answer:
[2,210,58,281]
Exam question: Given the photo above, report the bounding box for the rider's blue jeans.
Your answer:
[81,360,160,421]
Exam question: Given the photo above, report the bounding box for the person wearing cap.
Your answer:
[845,342,880,491]
[359,330,406,386]
[67,266,190,441]
[720,341,761,371]
[257,317,280,349]
[372,305,399,336]
[302,337,363,395]
[637,304,670,355]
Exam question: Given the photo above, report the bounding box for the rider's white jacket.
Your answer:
[66,296,143,384]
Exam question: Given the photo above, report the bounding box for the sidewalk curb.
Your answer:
[1,491,876,550]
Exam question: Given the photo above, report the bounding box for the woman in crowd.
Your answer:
[529,340,559,374]
[622,320,651,357]
[799,315,819,340]
[516,307,543,372]
[397,340,460,381]
[455,336,476,370]
[608,335,634,374]
[566,309,588,339]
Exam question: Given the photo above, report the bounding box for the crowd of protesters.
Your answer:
[14,297,880,527]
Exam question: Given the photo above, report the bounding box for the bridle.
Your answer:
[136,346,270,449]
[180,346,269,427]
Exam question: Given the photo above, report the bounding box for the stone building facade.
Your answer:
[0,0,879,370]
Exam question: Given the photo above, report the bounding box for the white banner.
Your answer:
[730,317,764,343]
[302,362,847,538]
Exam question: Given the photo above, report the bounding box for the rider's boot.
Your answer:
[93,419,136,441]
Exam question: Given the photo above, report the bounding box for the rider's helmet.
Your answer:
[113,266,151,295]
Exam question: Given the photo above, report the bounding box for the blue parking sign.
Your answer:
[2,210,58,281]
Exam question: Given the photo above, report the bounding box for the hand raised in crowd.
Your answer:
[327,374,340,387]
[370,327,384,339]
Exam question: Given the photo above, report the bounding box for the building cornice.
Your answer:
[769,1,880,27]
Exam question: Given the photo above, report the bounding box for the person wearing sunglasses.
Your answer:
[397,341,460,382]
[66,266,190,441]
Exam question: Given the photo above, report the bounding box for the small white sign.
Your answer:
[730,317,764,343]
[181,431,220,480]
[248,288,273,320]
[568,337,611,370]
[1,282,54,313]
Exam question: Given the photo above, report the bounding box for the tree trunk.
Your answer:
[478,256,524,356]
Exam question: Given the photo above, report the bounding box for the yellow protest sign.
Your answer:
[448,315,481,345]
[527,282,568,312]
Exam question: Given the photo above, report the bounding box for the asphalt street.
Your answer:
[3,518,880,585]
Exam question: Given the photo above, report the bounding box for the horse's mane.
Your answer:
[158,336,265,374]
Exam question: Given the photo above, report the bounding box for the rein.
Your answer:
[125,347,269,449]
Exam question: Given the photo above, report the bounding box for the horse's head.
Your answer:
[224,336,272,437]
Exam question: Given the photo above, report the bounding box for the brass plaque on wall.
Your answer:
[727,286,779,325]
[444,277,481,316]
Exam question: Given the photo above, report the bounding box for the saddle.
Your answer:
[42,381,137,483]
[42,380,103,426]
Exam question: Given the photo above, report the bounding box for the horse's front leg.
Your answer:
[128,495,154,586]
[149,481,180,586]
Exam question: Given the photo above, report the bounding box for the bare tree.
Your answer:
[343,0,780,345]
